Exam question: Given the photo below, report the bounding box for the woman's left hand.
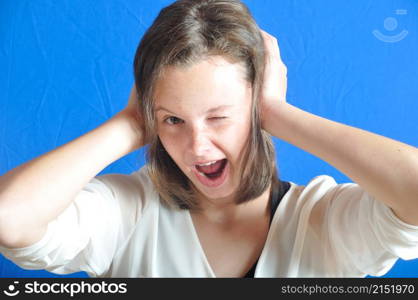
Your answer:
[259,30,288,129]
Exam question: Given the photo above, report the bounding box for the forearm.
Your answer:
[264,102,418,224]
[0,111,143,235]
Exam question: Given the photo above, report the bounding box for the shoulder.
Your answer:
[277,175,355,236]
[92,165,161,222]
[281,175,340,215]
[97,165,156,200]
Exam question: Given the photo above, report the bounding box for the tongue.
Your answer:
[196,159,224,174]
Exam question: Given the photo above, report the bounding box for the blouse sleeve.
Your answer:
[309,176,418,277]
[0,171,144,277]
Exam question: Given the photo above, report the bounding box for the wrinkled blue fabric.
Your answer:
[0,0,417,278]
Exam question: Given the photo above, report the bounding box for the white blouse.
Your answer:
[1,166,418,277]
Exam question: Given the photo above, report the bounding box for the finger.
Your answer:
[260,30,275,52]
[268,36,282,60]
[260,29,283,60]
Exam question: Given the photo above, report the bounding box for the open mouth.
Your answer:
[195,159,228,180]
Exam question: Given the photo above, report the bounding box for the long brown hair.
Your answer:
[133,0,280,210]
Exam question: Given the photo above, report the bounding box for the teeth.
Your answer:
[197,160,218,167]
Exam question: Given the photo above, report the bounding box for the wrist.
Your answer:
[261,100,293,139]
[108,110,144,153]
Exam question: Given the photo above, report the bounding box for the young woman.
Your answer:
[0,0,417,278]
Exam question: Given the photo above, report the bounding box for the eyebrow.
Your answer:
[154,104,234,115]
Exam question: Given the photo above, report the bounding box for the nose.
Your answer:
[187,124,212,160]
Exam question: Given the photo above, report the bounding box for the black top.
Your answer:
[243,179,291,278]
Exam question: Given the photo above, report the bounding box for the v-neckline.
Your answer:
[185,203,282,278]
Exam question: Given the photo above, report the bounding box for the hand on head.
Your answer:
[259,29,288,128]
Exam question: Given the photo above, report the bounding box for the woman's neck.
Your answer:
[191,184,272,226]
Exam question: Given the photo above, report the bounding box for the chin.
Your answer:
[194,182,236,200]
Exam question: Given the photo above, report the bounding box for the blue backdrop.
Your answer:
[0,0,417,278]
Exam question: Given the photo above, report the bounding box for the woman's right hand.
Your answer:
[118,83,146,148]
[0,84,146,249]
[122,84,142,120]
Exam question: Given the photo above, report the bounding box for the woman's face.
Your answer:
[154,55,253,201]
